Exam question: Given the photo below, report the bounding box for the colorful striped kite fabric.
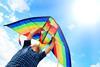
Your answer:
[5,16,71,67]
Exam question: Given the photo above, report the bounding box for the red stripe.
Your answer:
[49,26,57,34]
[23,32,30,37]
[53,43,57,58]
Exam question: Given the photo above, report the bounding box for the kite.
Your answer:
[4,16,71,67]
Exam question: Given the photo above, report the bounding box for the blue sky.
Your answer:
[0,0,100,67]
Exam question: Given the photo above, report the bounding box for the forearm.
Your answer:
[45,39,55,54]
[45,45,53,54]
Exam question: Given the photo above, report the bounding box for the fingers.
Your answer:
[51,36,56,45]
[52,36,55,41]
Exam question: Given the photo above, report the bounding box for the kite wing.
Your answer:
[5,16,71,67]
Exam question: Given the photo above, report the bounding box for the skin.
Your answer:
[31,45,40,53]
[27,28,55,54]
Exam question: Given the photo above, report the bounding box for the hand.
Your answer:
[52,36,55,44]
[50,36,55,49]
[45,36,56,54]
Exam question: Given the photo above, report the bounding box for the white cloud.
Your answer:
[38,52,63,67]
[0,28,18,66]
[0,3,10,12]
[68,24,76,31]
[8,0,30,13]
[25,0,34,6]
[90,63,100,67]
[38,60,63,67]
[38,57,63,67]
[38,59,57,67]
[9,15,18,22]
[0,12,4,23]
[71,0,97,27]
[5,13,18,22]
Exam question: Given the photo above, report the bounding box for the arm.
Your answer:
[37,37,55,61]
[37,40,55,61]
[45,37,55,54]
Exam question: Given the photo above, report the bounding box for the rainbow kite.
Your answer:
[5,16,71,67]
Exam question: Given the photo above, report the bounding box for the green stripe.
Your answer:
[13,22,45,32]
[55,32,66,67]
[49,17,55,25]
[55,32,63,46]
[62,45,66,67]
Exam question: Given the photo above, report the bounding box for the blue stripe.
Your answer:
[30,17,48,22]
[6,17,49,28]
[32,33,41,40]
[57,27,71,67]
